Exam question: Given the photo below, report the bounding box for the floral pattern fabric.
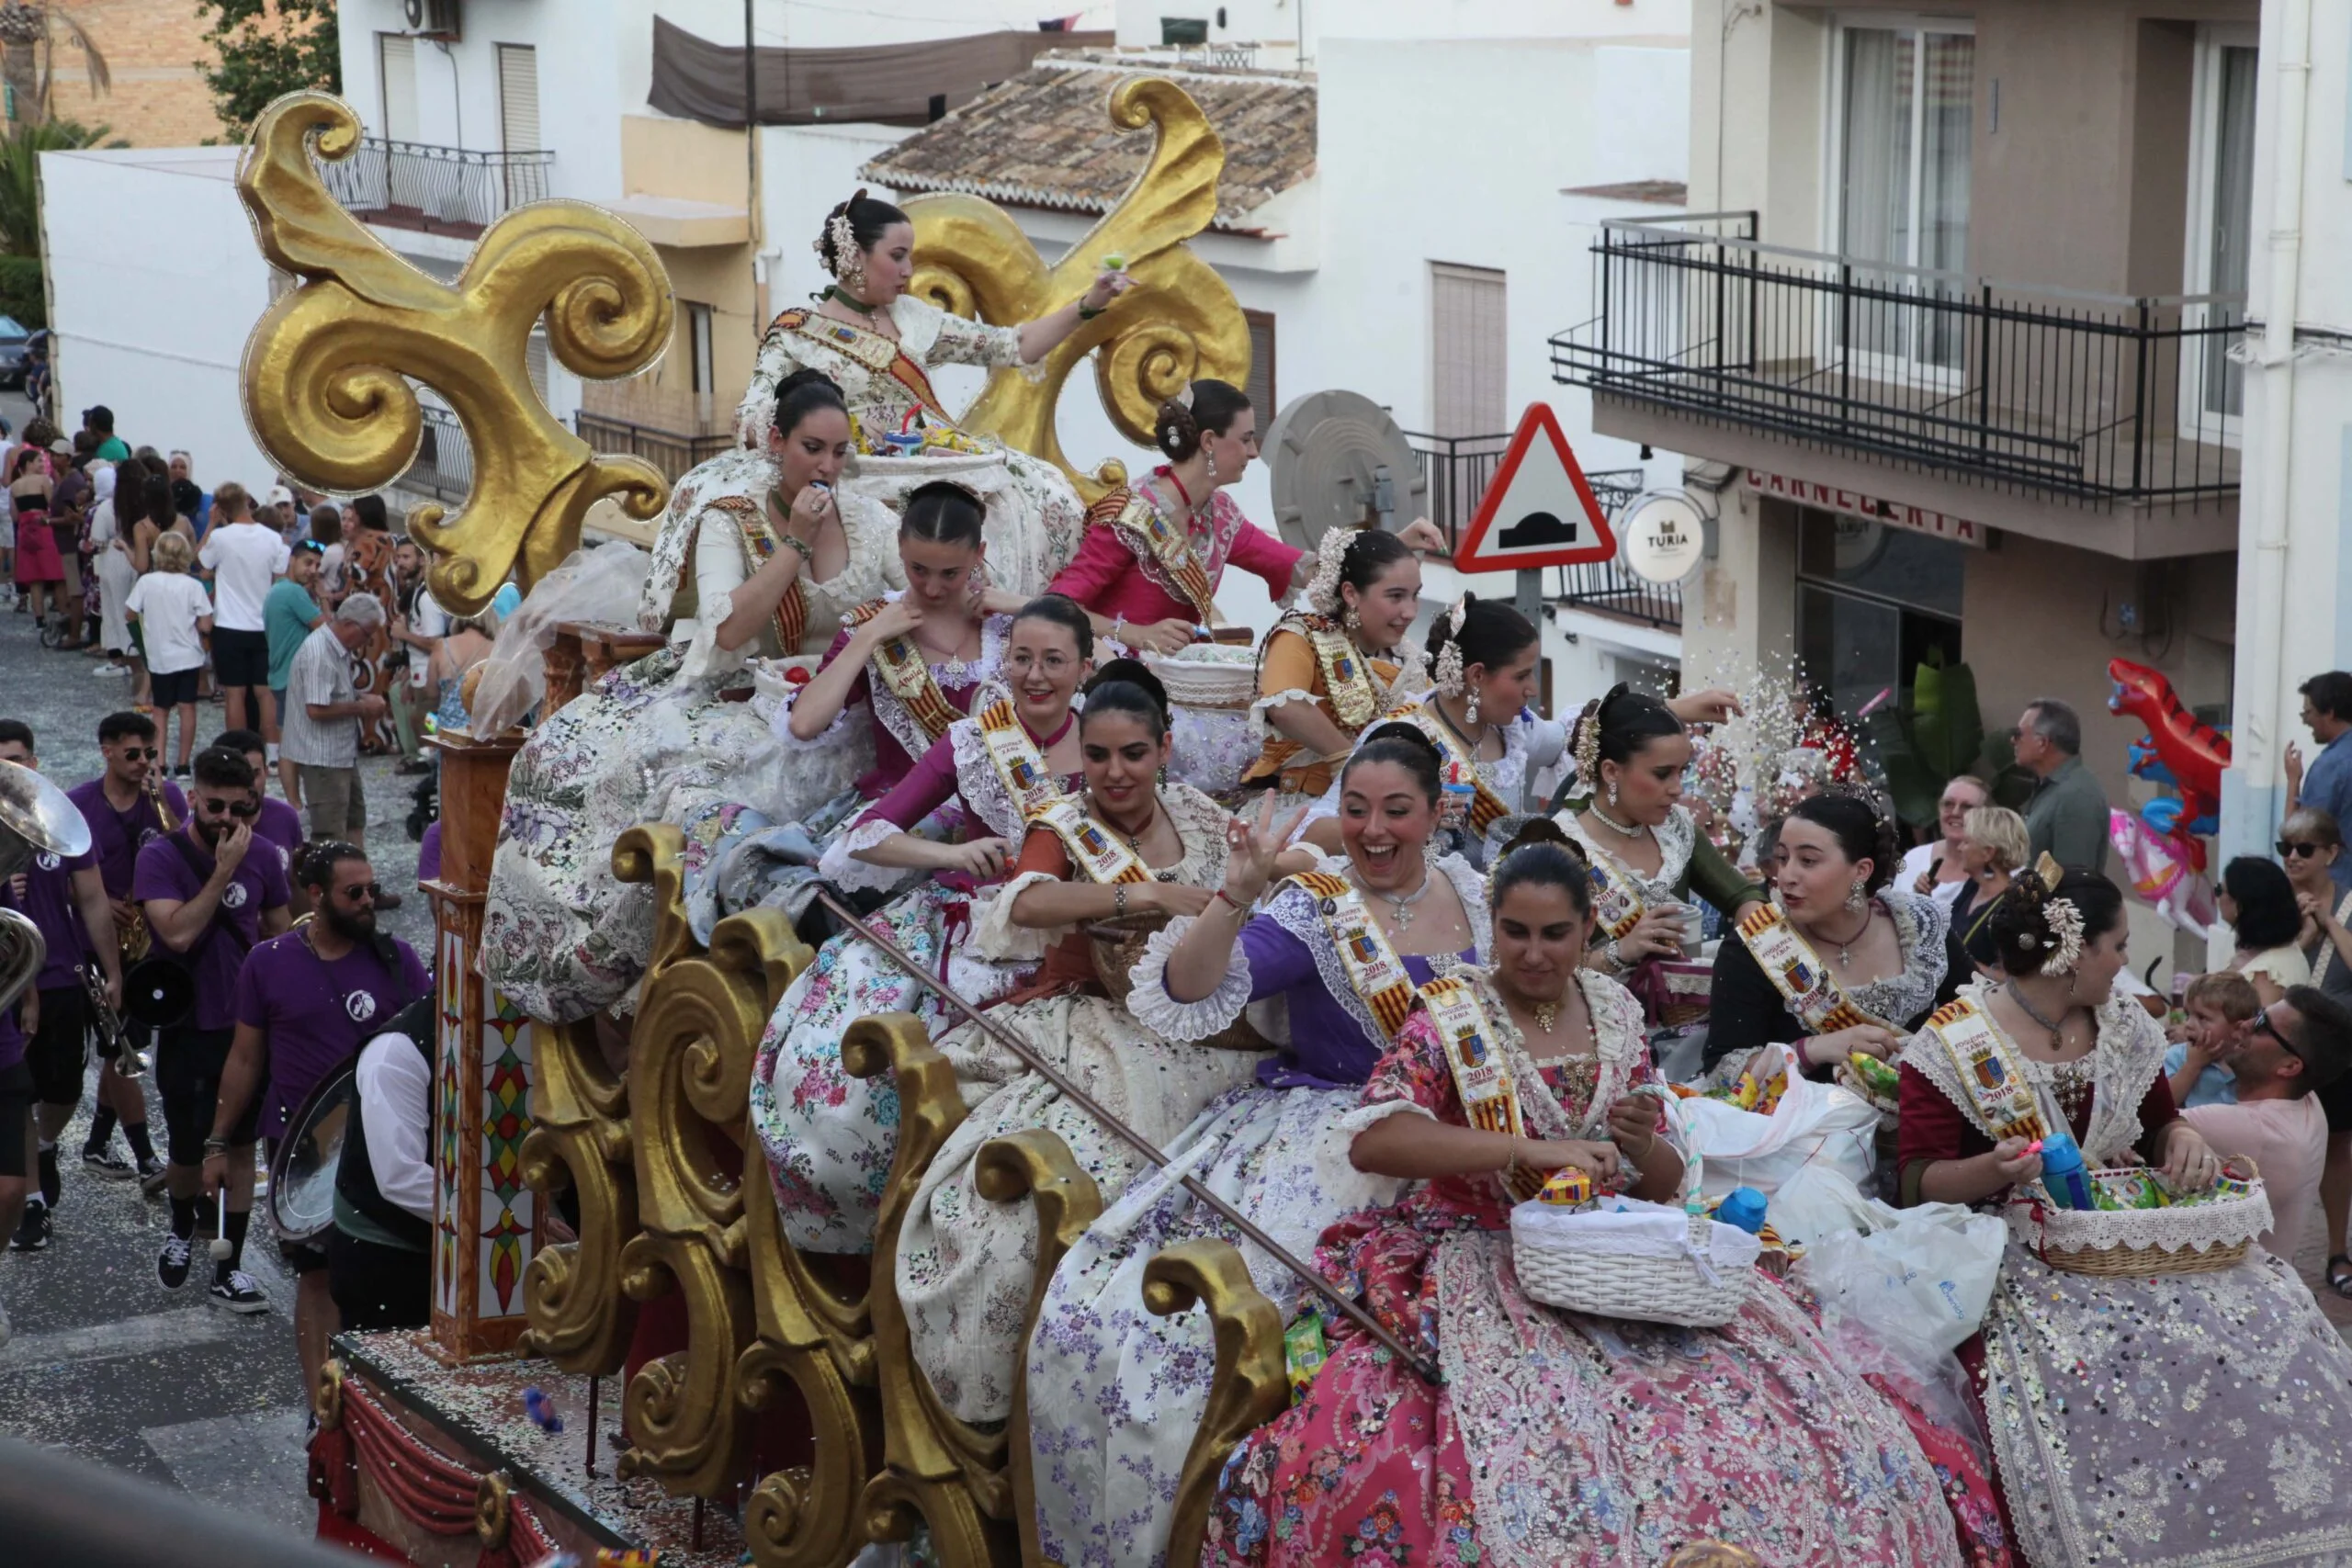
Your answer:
[896,786,1262,1425]
[1204,991,1972,1568]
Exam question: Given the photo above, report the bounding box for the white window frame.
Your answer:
[2180,22,2259,450]
[1821,13,1977,392]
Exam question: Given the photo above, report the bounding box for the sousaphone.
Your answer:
[0,760,94,1018]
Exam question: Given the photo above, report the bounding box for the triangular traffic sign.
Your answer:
[1452,403,1620,572]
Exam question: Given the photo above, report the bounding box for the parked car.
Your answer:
[0,317,31,389]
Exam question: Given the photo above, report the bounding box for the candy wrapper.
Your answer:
[1283,1311,1329,1402]
[1536,1168,1593,1209]
[522,1385,564,1434]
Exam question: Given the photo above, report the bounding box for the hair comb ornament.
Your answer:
[1305,526,1351,616]
[1570,697,1603,789]
[1432,594,1470,697]
[2041,896,2086,976]
[2034,851,2065,892]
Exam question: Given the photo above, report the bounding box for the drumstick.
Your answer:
[209,1196,232,1261]
[814,889,1442,1386]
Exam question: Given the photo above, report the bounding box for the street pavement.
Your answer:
[0,540,431,1540]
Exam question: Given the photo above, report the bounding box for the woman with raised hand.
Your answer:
[888,660,1264,1421]
[1704,787,1967,1083]
[1023,724,1490,1568]
[1206,829,1973,1568]
[1897,867,2352,1566]
[481,369,904,1024]
[751,594,1099,1251]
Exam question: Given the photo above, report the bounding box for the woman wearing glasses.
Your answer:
[2277,808,2352,1300]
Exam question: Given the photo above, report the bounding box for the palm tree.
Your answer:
[0,4,108,129]
[0,115,112,254]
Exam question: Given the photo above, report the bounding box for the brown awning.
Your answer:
[648,16,1117,129]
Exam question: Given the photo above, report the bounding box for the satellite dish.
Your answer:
[1263,389,1429,557]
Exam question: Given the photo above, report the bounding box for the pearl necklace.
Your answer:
[2006,978,2067,1035]
[1351,864,1434,931]
[1587,801,1648,840]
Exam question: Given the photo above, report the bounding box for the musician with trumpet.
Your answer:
[0,723,129,1256]
[67,709,181,1186]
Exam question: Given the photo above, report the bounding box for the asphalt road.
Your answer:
[0,522,434,1540]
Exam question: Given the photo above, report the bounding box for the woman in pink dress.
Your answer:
[1204,832,1976,1568]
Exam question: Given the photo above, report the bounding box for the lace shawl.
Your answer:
[1846,886,1953,1027]
[1556,803,1697,905]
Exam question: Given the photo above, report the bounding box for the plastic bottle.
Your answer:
[2037,1131,2095,1210]
[1716,1187,1770,1234]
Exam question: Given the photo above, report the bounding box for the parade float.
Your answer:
[238,78,1287,1568]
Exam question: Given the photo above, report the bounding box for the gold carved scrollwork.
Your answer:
[904,75,1251,499]
[236,92,673,611]
[1145,1240,1290,1568]
[841,1017,1098,1568]
[519,1015,636,1375]
[609,825,812,1500]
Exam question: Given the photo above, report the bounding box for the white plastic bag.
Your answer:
[1795,1200,2006,1361]
[1675,1043,1881,1200]
[468,541,651,734]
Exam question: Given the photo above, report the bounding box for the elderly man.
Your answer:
[280,594,396,908]
[2013,696,2109,873]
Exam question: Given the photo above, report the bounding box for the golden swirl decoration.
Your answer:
[903,75,1250,500]
[236,91,673,612]
[1145,1240,1289,1568]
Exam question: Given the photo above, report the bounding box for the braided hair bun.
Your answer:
[1786,784,1901,893]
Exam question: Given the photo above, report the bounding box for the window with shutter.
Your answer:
[378,34,418,142]
[498,45,540,152]
[1429,263,1507,437]
[1243,310,1276,422]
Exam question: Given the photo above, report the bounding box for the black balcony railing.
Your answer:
[1405,431,1680,629]
[409,405,473,503]
[320,137,554,237]
[1552,211,2245,507]
[575,413,734,484]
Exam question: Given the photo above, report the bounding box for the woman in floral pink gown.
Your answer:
[1204,833,1975,1568]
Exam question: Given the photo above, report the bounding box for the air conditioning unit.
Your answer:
[403,0,461,39]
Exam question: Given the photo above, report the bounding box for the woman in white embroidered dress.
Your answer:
[764,190,1135,592]
[1896,867,2352,1568]
[1296,594,1561,867]
[752,598,1102,1252]
[483,370,902,1023]
[1206,833,1970,1568]
[684,481,1023,933]
[1023,724,1491,1568]
[893,661,1264,1423]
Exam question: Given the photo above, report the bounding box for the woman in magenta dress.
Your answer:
[1204,832,1972,1568]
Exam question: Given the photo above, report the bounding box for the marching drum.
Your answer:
[267,1059,357,1244]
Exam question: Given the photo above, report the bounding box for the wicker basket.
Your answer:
[2006,1158,2270,1278]
[1655,960,1713,1028]
[1084,912,1269,1053]
[1144,644,1259,712]
[1512,1201,1758,1327]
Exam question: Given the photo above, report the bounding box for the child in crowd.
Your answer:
[2165,970,2262,1110]
[123,532,213,774]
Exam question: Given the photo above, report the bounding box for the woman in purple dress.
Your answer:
[1023,723,1491,1568]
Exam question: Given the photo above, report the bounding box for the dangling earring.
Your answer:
[1343,606,1362,634]
[1846,878,1867,913]
[1157,763,1168,788]
[1204,446,1219,484]
[1606,780,1619,807]
[1464,688,1480,726]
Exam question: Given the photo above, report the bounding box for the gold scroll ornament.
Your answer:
[236,91,673,614]
[901,74,1252,502]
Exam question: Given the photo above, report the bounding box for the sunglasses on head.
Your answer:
[293,540,323,555]
[2279,840,2329,859]
[196,796,261,818]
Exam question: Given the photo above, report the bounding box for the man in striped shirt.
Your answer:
[280,594,394,907]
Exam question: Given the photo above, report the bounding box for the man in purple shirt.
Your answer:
[215,728,310,919]
[207,840,425,1388]
[0,723,121,1252]
[135,747,290,1313]
[66,711,183,1189]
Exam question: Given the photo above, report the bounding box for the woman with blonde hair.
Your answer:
[1949,803,2030,969]
[124,531,214,773]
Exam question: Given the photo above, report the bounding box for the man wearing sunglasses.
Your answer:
[205,840,424,1390]
[65,710,183,1187]
[132,748,290,1313]
[2181,986,2352,1260]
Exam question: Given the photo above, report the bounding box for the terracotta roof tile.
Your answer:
[861,51,1317,237]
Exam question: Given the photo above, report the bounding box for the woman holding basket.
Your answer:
[1204,829,1974,1568]
[1897,865,2352,1568]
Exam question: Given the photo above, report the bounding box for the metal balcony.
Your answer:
[1405,431,1679,630]
[1551,212,2244,508]
[574,413,734,484]
[319,137,554,239]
